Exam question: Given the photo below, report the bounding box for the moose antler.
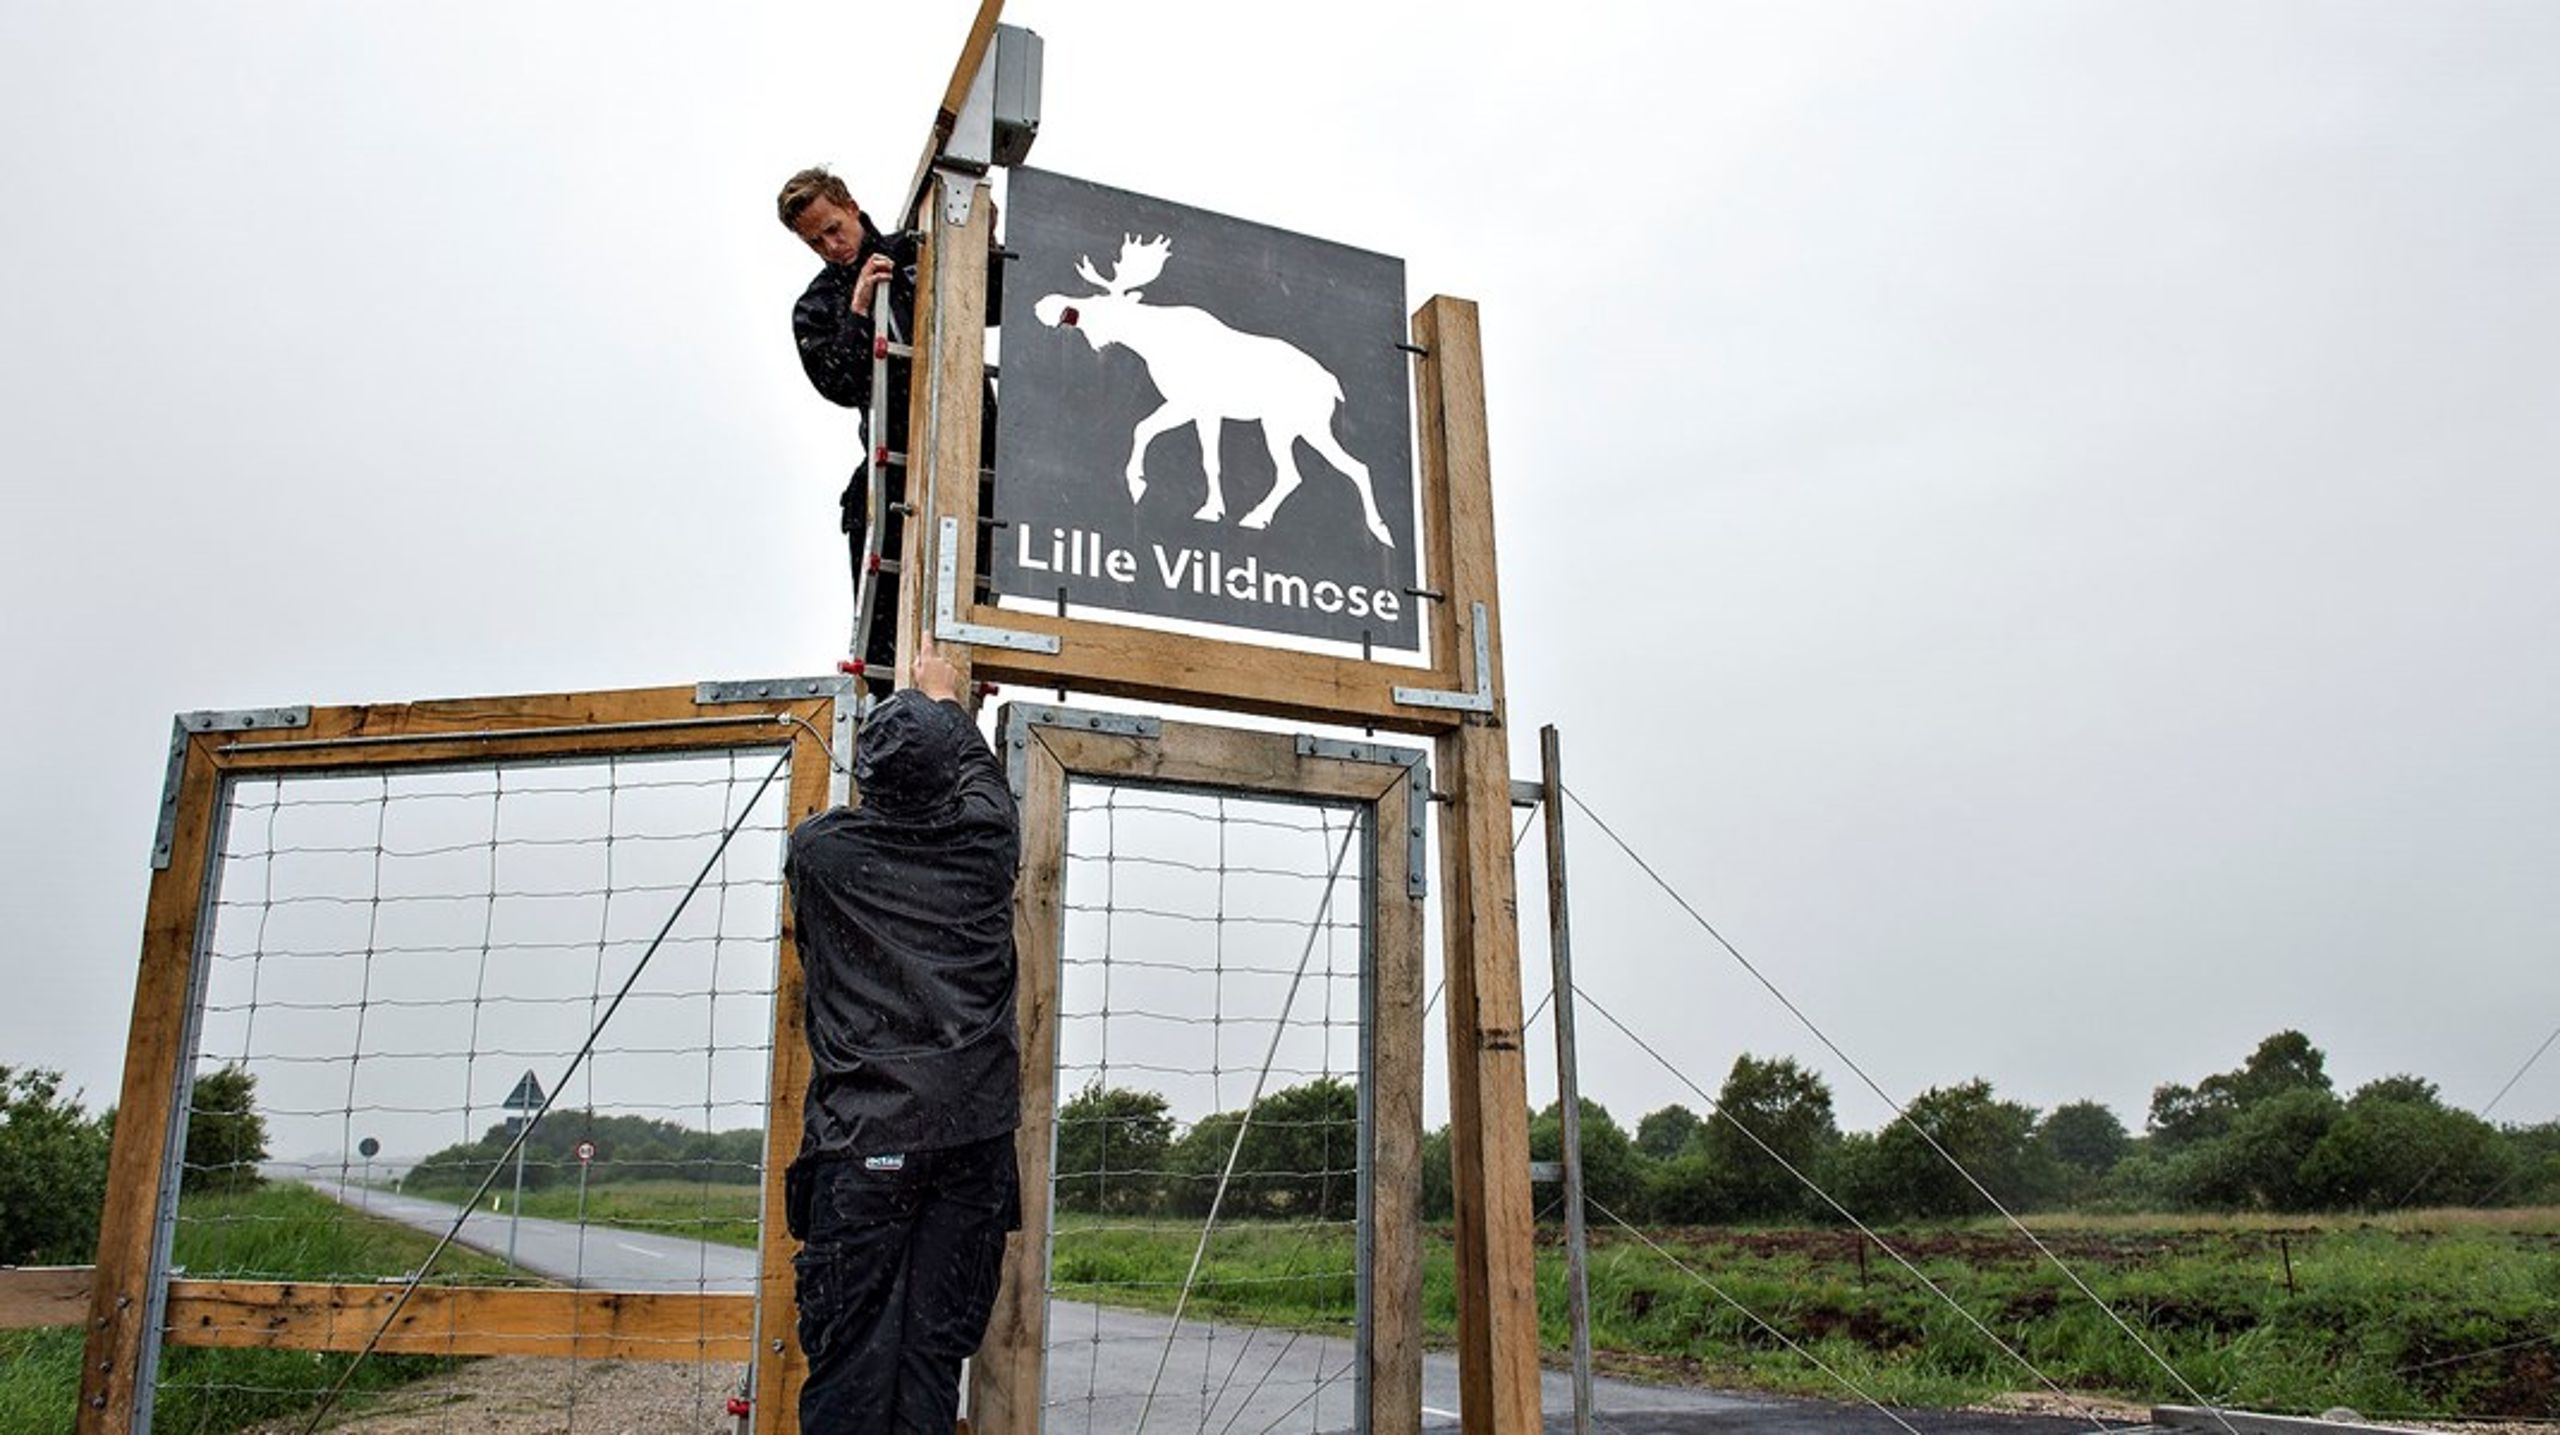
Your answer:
[1076,234,1173,294]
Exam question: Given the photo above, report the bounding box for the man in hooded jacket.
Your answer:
[784,635,1020,1432]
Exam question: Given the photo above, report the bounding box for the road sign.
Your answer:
[575,1139,597,1164]
[502,1070,546,1112]
[996,167,1418,650]
[357,1136,379,1159]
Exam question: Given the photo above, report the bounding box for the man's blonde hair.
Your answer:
[777,167,856,229]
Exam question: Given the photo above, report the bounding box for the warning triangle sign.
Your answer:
[502,1070,546,1112]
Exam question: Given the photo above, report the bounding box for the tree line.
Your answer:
[404,1110,764,1192]
[1456,1030,2560,1224]
[1061,1030,2560,1226]
[9,1028,2558,1263]
[0,1063,267,1265]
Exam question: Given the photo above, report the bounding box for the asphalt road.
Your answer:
[324,1182,2139,1434]
[313,1178,757,1294]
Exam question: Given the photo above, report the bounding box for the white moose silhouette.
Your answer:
[1033,234,1395,546]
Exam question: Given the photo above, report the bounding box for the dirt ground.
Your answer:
[248,1361,2560,1434]
[1974,1390,2560,1434]
[246,1359,752,1434]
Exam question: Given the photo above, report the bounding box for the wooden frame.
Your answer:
[967,708,1428,1435]
[75,681,843,1435]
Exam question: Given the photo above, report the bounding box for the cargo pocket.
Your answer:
[792,1244,840,1363]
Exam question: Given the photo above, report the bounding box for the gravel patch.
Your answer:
[242,1358,752,1434]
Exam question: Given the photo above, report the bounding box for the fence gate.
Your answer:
[974,706,1426,1435]
[76,680,847,1433]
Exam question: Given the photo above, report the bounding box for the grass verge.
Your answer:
[0,1183,524,1435]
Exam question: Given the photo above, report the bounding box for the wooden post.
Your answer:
[77,728,223,1434]
[1367,761,1428,1435]
[1413,295,1544,1432]
[895,167,994,703]
[965,718,1065,1434]
[1542,724,1595,1435]
[751,715,841,1434]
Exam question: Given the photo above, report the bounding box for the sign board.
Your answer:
[575,1139,597,1165]
[502,1071,546,1112]
[357,1136,379,1159]
[995,167,1418,650]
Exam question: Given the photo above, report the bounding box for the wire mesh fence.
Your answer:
[1042,782,1373,1435]
[151,749,788,1433]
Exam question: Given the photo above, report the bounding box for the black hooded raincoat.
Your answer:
[785,692,1020,1159]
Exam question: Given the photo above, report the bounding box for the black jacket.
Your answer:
[791,222,1005,429]
[786,692,1021,1157]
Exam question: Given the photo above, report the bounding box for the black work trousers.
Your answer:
[791,1133,1019,1434]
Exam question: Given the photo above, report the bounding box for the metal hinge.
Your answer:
[1393,601,1497,716]
[153,707,311,869]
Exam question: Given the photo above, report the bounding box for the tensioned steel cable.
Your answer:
[1135,814,1363,1434]
[2388,1015,2560,1210]
[1564,784,2242,1435]
[297,745,793,1434]
[1575,988,2113,1434]
[1584,1195,1922,1435]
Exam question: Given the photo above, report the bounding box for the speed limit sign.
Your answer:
[575,1139,597,1164]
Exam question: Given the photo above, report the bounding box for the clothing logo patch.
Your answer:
[862,1153,906,1172]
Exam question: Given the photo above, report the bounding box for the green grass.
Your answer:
[1056,1209,2560,1420]
[360,1187,2560,1420]
[0,1182,527,1435]
[1561,1213,2560,1419]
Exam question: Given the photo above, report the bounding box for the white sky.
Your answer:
[2,2,2554,1147]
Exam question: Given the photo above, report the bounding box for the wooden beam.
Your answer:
[206,685,824,775]
[158,1281,754,1361]
[896,163,993,706]
[79,726,223,1434]
[966,715,1066,1435]
[1414,294,1543,1434]
[1368,761,1427,1435]
[0,1266,92,1330]
[1031,721,1413,805]
[963,609,1463,736]
[753,714,845,1434]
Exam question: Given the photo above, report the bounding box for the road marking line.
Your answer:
[614,1242,666,1259]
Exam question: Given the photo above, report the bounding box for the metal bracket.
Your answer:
[1393,601,1497,715]
[1001,703,1162,798]
[938,167,978,227]
[937,515,1062,654]
[693,676,846,705]
[1295,735,1433,899]
[153,706,311,869]
[1509,779,1544,809]
[696,675,859,805]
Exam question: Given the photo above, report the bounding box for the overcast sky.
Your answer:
[3,2,2554,1150]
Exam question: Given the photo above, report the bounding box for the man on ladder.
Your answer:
[777,166,1003,686]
